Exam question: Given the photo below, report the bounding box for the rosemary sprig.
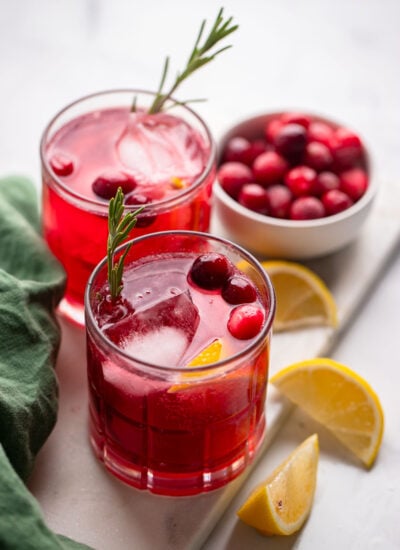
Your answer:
[107,188,144,300]
[146,7,238,114]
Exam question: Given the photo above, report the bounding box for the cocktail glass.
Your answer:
[41,90,216,326]
[85,230,275,496]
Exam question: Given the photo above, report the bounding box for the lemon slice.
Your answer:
[237,434,319,536]
[261,260,337,331]
[270,358,384,467]
[168,340,222,392]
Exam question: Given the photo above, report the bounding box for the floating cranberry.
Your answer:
[228,304,265,340]
[340,168,368,201]
[290,196,325,220]
[285,166,317,197]
[304,142,333,172]
[222,275,257,305]
[322,189,353,215]
[50,153,74,177]
[281,112,311,129]
[92,171,136,200]
[253,151,288,186]
[331,127,363,170]
[125,192,157,228]
[313,171,341,195]
[190,253,233,290]
[217,162,253,199]
[307,121,334,148]
[265,184,293,218]
[265,117,285,143]
[238,184,269,214]
[273,123,307,161]
[223,136,254,165]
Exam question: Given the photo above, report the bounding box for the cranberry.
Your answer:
[331,127,363,170]
[285,166,317,197]
[340,168,368,201]
[322,189,353,215]
[313,171,341,195]
[125,192,157,228]
[238,184,269,214]
[50,153,74,177]
[265,117,285,143]
[190,253,233,290]
[265,185,292,218]
[290,196,325,220]
[227,304,265,340]
[281,112,311,129]
[273,123,307,161]
[304,142,333,172]
[223,136,254,165]
[217,162,253,199]
[92,171,136,200]
[253,151,288,186]
[249,139,269,161]
[222,275,257,304]
[307,121,334,148]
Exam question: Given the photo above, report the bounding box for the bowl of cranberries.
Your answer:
[213,111,376,259]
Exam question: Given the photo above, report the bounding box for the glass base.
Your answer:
[57,296,85,328]
[90,420,266,497]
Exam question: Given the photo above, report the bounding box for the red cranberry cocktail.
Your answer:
[85,231,275,496]
[41,90,216,326]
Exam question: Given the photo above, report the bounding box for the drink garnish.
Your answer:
[134,7,238,114]
[107,187,144,300]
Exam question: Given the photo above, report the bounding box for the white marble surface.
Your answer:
[1,1,400,549]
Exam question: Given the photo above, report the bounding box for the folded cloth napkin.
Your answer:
[0,176,90,549]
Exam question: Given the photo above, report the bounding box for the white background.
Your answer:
[1,1,399,549]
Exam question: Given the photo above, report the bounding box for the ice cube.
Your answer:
[123,326,189,366]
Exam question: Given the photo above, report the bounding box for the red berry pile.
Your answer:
[189,253,265,340]
[218,112,369,221]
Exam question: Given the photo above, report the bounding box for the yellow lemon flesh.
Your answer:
[237,434,319,536]
[271,358,384,467]
[261,260,337,331]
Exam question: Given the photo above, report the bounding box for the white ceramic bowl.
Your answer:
[213,112,377,260]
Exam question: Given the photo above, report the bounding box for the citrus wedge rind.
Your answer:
[270,358,384,467]
[260,260,338,331]
[237,434,319,536]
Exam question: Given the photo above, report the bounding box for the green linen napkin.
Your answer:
[0,176,90,549]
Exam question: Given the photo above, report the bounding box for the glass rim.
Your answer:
[40,88,217,213]
[85,230,276,374]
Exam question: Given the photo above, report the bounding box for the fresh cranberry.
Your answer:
[238,184,269,214]
[252,151,288,186]
[285,166,317,196]
[50,153,74,177]
[217,162,253,199]
[322,189,353,215]
[92,171,136,200]
[331,127,363,170]
[190,253,233,290]
[307,121,334,148]
[265,117,285,143]
[125,192,157,228]
[273,123,307,161]
[313,171,341,195]
[281,112,311,129]
[290,196,325,220]
[304,142,333,172]
[222,275,257,304]
[340,168,368,201]
[227,304,265,340]
[223,136,254,165]
[265,185,293,218]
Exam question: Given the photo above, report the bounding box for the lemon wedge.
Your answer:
[260,260,338,331]
[270,358,384,467]
[237,434,319,536]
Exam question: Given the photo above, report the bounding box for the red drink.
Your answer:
[41,91,216,326]
[85,231,275,496]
